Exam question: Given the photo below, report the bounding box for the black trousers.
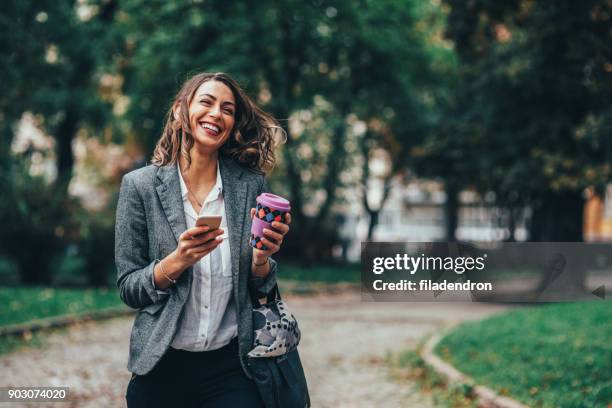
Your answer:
[126,338,264,408]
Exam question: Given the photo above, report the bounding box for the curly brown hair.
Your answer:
[151,72,283,172]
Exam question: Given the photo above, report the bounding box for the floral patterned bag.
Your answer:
[248,285,301,358]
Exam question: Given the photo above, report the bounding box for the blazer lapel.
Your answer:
[219,155,248,283]
[155,164,187,244]
[155,164,193,300]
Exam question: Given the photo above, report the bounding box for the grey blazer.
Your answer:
[115,154,277,377]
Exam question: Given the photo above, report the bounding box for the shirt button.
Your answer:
[204,305,209,309]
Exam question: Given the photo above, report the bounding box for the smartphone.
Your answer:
[196,215,222,230]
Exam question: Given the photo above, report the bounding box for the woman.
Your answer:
[115,72,290,407]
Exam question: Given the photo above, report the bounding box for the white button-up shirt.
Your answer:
[169,162,237,351]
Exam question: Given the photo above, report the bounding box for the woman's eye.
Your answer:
[224,109,234,115]
[200,99,212,105]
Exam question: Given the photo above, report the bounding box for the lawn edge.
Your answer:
[0,305,135,337]
[421,328,530,408]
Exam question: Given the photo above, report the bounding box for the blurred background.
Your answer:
[0,1,610,407]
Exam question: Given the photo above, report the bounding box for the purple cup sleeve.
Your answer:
[251,217,271,238]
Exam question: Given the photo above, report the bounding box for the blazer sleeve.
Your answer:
[248,177,279,298]
[115,174,169,309]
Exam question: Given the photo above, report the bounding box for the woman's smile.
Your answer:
[199,120,222,136]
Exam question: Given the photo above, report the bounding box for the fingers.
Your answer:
[180,226,209,241]
[191,236,222,255]
[263,227,284,244]
[250,208,255,219]
[259,226,284,255]
[184,229,224,249]
[285,213,292,225]
[260,237,280,253]
[270,221,289,235]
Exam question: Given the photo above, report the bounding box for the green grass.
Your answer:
[436,302,612,408]
[0,286,123,327]
[389,349,478,408]
[279,262,359,283]
[0,286,124,356]
[0,331,45,355]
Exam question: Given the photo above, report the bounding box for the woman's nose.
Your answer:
[208,104,221,118]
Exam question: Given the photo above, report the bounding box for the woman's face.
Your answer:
[186,80,236,154]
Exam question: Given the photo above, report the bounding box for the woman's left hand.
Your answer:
[250,208,291,261]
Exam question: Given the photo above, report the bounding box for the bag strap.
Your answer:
[250,283,281,308]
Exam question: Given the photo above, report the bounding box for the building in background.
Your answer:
[341,178,612,262]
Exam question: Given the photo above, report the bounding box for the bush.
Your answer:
[0,156,77,285]
[0,154,118,287]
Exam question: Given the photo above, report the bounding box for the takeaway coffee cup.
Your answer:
[250,193,291,250]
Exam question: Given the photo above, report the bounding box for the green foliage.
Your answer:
[0,152,117,286]
[279,263,359,283]
[0,155,78,284]
[73,196,119,287]
[0,1,121,285]
[436,302,612,407]
[0,257,20,286]
[0,0,115,185]
[49,249,88,286]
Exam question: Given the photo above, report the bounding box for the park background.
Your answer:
[0,0,610,407]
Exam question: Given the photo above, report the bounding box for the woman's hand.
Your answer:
[250,209,291,264]
[153,226,224,289]
[172,226,225,272]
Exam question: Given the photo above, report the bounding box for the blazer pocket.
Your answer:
[140,302,165,316]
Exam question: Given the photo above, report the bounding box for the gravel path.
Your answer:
[0,291,509,407]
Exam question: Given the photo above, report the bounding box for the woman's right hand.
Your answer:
[153,226,225,289]
[172,226,225,271]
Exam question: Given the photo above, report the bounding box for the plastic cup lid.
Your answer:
[257,193,291,212]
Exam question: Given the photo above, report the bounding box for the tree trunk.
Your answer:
[444,183,459,241]
[55,107,78,194]
[505,205,517,242]
[530,190,587,294]
[15,246,53,285]
[530,191,584,242]
[366,210,379,240]
[314,118,346,228]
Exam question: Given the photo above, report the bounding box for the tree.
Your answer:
[441,0,612,242]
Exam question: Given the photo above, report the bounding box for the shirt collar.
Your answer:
[177,161,223,202]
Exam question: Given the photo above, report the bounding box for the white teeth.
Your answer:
[201,122,220,133]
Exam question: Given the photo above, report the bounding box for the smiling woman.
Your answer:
[115,72,308,408]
